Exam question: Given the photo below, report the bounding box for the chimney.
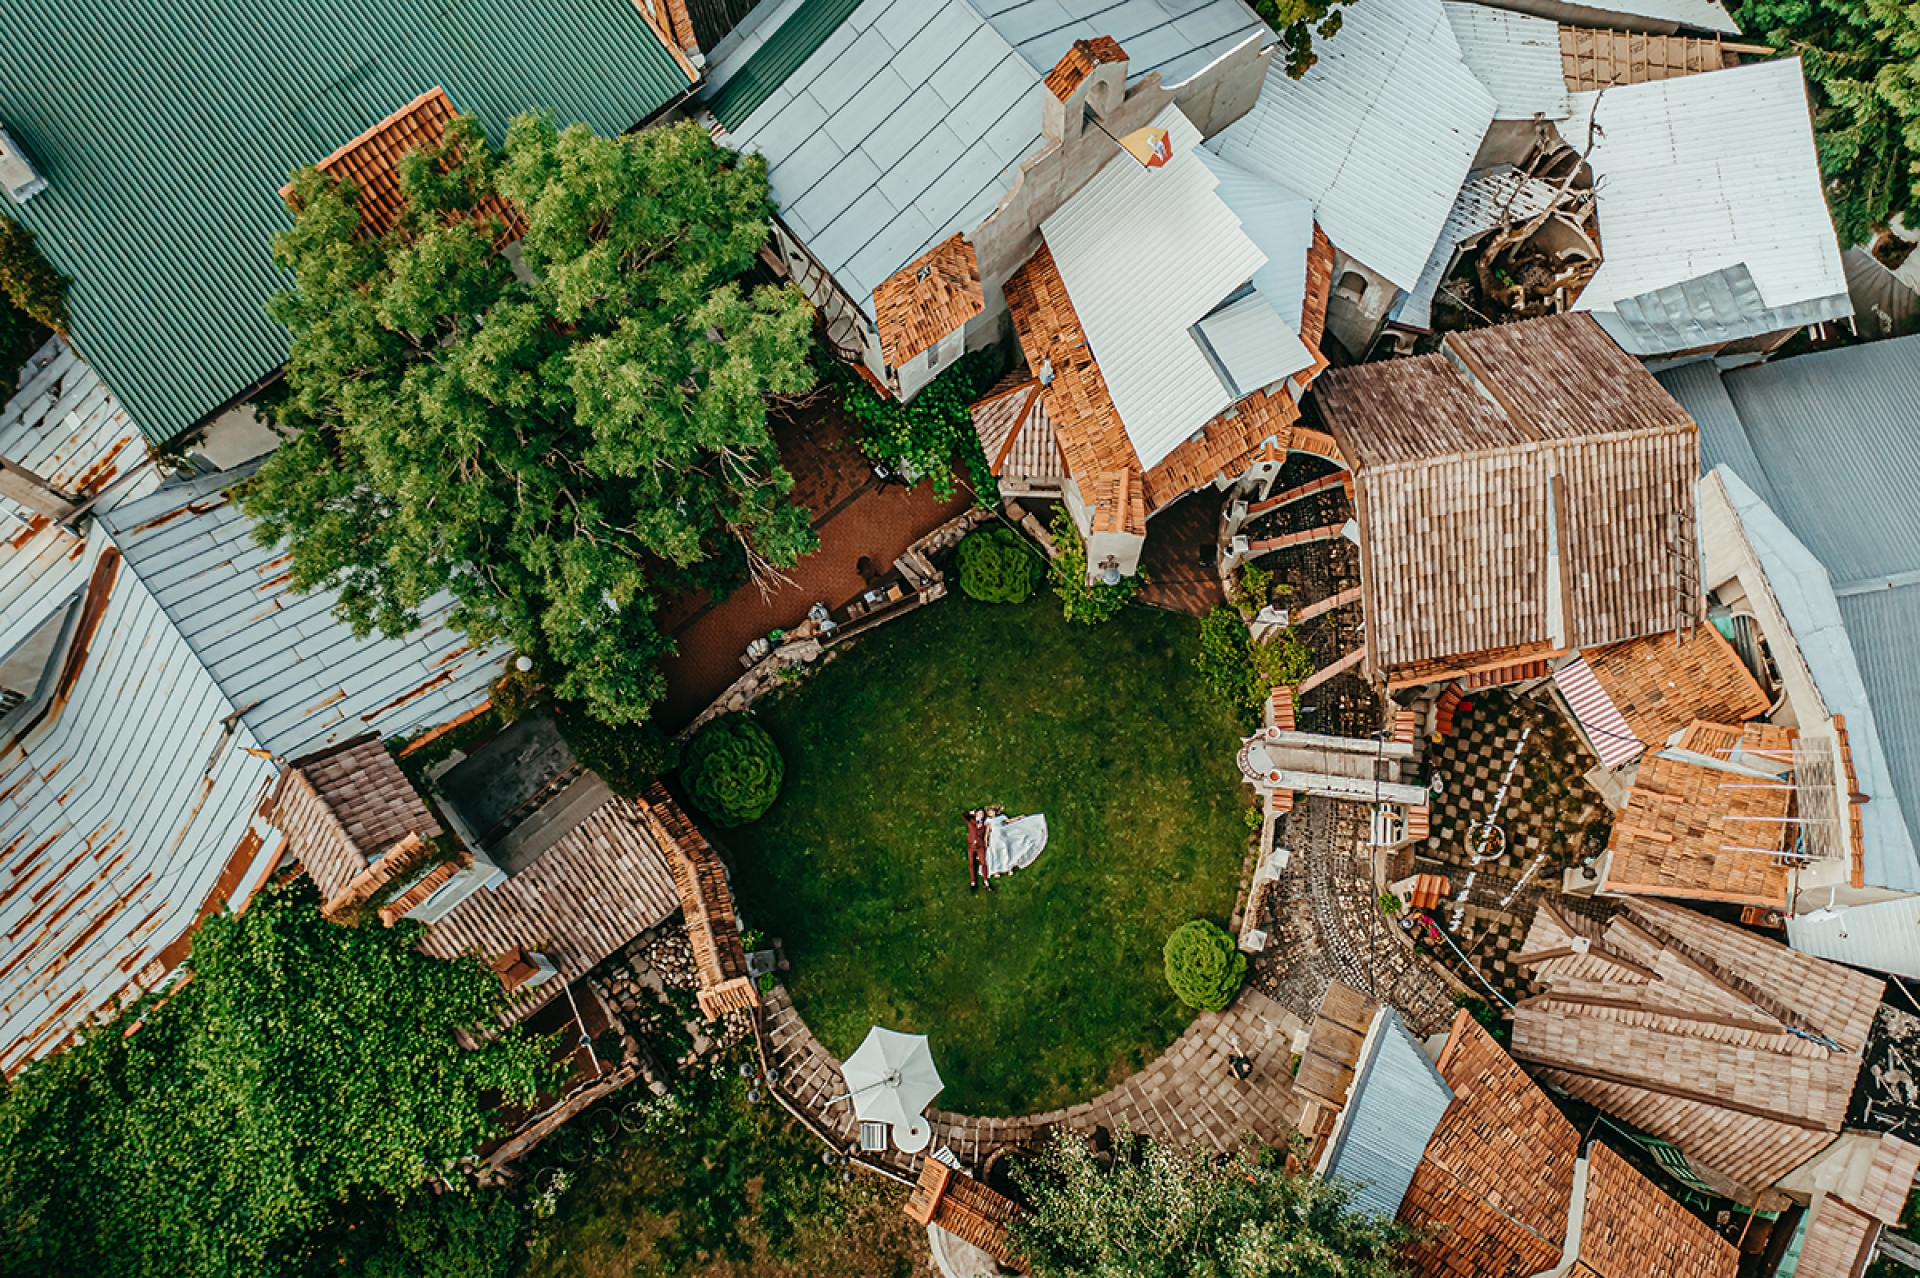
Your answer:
[0,127,48,204]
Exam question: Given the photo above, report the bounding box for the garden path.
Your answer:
[760,983,1305,1180]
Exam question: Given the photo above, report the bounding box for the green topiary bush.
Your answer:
[958,527,1039,604]
[1162,919,1246,1012]
[682,714,785,827]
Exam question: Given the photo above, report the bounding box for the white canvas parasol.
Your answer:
[839,1026,944,1128]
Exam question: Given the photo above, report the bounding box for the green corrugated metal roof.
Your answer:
[709,0,862,132]
[0,0,691,444]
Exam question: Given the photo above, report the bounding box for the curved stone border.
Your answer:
[757,983,1307,1178]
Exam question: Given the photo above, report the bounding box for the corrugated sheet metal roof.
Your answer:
[1655,358,1778,506]
[1323,1009,1454,1220]
[1567,59,1850,354]
[103,474,505,762]
[1044,105,1308,470]
[718,0,1048,315]
[710,0,864,130]
[0,0,689,445]
[1443,2,1570,120]
[1474,0,1741,35]
[1205,0,1497,291]
[0,524,283,1073]
[1787,894,1920,979]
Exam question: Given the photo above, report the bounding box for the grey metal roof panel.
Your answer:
[0,0,689,446]
[1593,264,1852,358]
[1655,359,1778,507]
[1717,335,1920,588]
[104,475,505,761]
[977,0,1267,86]
[1837,585,1920,875]
[1322,1009,1455,1220]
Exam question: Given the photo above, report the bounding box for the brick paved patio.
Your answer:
[759,982,1305,1180]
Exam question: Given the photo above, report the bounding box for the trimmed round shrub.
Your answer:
[958,527,1039,604]
[1162,919,1246,1012]
[681,714,785,827]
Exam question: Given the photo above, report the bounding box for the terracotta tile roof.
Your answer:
[418,793,679,1027]
[1302,223,1335,350]
[282,86,522,241]
[971,380,1065,481]
[1143,389,1299,509]
[1512,898,1884,1197]
[1317,313,1699,680]
[1004,244,1139,490]
[1602,720,1794,907]
[1044,36,1128,101]
[873,234,985,367]
[1575,1142,1738,1278]
[1087,468,1147,537]
[903,1159,1030,1270]
[1400,1011,1578,1278]
[1582,627,1770,748]
[269,735,442,900]
[639,782,759,1020]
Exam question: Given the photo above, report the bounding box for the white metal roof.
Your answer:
[1197,148,1317,334]
[1196,291,1311,398]
[1787,895,1920,979]
[1442,2,1569,121]
[1043,105,1310,470]
[104,476,505,762]
[721,0,1047,316]
[1473,0,1741,35]
[1205,0,1497,291]
[975,0,1268,89]
[0,521,283,1073]
[1568,59,1849,347]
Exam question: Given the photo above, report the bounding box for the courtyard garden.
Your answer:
[724,591,1251,1116]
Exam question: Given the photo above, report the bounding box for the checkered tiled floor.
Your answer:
[1412,688,1618,1004]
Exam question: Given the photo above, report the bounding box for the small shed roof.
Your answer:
[1206,0,1497,292]
[1568,58,1851,355]
[0,0,690,444]
[1321,1009,1455,1220]
[873,234,985,366]
[267,735,443,902]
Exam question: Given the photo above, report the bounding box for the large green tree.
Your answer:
[1735,0,1920,244]
[245,115,817,729]
[1012,1132,1407,1278]
[0,884,557,1278]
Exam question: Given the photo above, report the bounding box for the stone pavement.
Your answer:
[759,983,1305,1179]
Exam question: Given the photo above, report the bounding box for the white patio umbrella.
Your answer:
[838,1026,944,1128]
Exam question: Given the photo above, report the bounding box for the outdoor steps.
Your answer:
[1245,523,1346,556]
[1246,472,1348,519]
[1289,585,1362,626]
[1297,648,1366,694]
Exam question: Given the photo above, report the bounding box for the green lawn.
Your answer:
[724,592,1251,1116]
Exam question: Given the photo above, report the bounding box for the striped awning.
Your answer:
[1554,657,1644,768]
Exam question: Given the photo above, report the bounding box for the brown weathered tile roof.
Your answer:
[1400,1011,1578,1278]
[1004,243,1140,490]
[1512,899,1884,1197]
[873,234,985,367]
[1602,720,1794,907]
[1294,981,1377,1109]
[418,793,680,1026]
[970,379,1065,480]
[903,1159,1030,1270]
[282,86,521,241]
[1582,626,1771,748]
[1044,36,1128,101]
[1316,313,1699,680]
[640,782,759,1019]
[1853,1134,1920,1222]
[320,831,469,924]
[1794,1195,1881,1276]
[1575,1142,1737,1278]
[268,735,442,900]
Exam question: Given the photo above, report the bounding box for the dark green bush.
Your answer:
[1162,919,1246,1012]
[1196,605,1315,730]
[831,348,1002,504]
[681,714,784,827]
[554,699,680,799]
[958,526,1038,604]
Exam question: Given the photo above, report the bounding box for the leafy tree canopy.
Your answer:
[1252,0,1349,78]
[0,884,558,1278]
[1734,0,1920,243]
[244,115,819,729]
[1013,1132,1407,1278]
